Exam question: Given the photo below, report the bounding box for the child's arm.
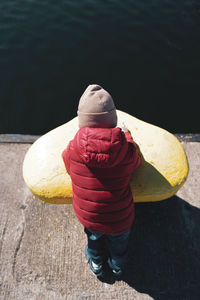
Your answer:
[119,123,142,171]
[124,131,142,170]
[62,141,72,175]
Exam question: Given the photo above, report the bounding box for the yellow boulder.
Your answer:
[23,110,189,204]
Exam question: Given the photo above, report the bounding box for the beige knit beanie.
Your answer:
[77,84,117,128]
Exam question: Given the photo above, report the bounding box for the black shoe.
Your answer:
[112,268,123,277]
[107,257,123,278]
[88,259,104,277]
[85,246,104,277]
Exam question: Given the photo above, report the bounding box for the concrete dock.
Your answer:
[0,135,200,300]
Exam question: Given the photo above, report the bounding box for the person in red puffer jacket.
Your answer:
[62,84,142,278]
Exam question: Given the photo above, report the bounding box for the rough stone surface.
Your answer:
[0,141,199,300]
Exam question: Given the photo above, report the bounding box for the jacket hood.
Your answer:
[73,127,128,168]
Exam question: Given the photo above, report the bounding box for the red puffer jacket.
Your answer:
[62,127,141,234]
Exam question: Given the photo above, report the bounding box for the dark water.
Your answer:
[0,0,200,134]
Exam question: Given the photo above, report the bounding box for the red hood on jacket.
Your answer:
[73,127,129,168]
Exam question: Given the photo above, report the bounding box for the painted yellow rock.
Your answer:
[23,110,189,204]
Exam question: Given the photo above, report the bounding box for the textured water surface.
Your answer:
[0,0,200,134]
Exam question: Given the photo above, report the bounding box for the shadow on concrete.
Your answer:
[99,196,200,299]
[130,152,174,201]
[121,195,200,300]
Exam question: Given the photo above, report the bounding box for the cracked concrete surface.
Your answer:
[0,141,200,300]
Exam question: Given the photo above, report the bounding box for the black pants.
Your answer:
[84,228,131,270]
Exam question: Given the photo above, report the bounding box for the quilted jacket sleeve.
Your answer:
[124,131,142,171]
[62,141,72,175]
